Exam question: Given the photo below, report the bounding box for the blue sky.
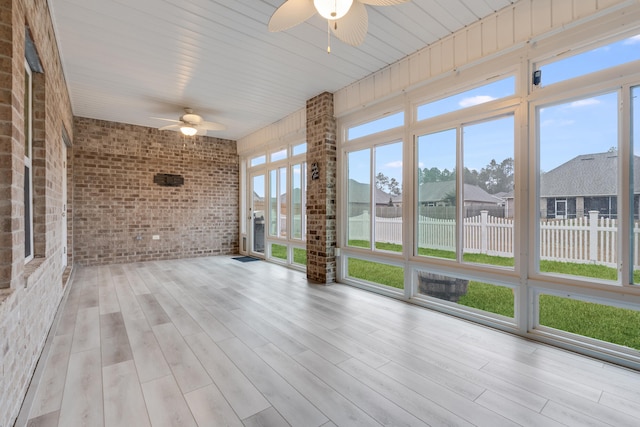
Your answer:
[539,92,617,172]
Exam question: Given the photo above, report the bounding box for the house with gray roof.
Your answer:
[418,181,502,206]
[348,179,402,216]
[418,181,505,218]
[539,152,640,219]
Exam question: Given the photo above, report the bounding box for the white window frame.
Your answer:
[243,140,307,270]
[334,6,640,370]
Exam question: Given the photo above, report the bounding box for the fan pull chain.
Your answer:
[327,20,331,54]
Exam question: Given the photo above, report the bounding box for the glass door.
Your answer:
[250,173,266,256]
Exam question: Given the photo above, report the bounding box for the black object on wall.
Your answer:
[154,173,184,187]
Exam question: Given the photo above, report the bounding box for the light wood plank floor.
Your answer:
[17,256,640,426]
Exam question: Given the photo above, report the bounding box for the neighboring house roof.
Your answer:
[418,181,500,204]
[348,179,402,205]
[493,191,510,201]
[540,152,640,197]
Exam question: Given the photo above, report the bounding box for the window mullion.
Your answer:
[620,85,633,286]
[456,126,463,263]
[370,147,375,251]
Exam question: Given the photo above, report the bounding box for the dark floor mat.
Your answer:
[232,256,261,262]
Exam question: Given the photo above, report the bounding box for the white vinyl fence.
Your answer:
[349,210,636,268]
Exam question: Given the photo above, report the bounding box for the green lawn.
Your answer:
[457,282,514,317]
[348,240,403,252]
[271,243,287,260]
[270,244,307,265]
[540,295,640,350]
[293,247,307,265]
[347,258,404,290]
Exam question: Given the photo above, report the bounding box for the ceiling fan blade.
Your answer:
[268,0,316,32]
[359,0,409,5]
[151,117,181,123]
[196,128,207,136]
[199,121,227,131]
[331,1,368,46]
[159,124,180,131]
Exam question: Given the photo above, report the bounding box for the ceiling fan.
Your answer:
[269,0,410,49]
[154,108,226,136]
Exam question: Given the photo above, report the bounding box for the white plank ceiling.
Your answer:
[48,0,517,141]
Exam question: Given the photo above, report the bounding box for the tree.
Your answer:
[439,168,454,182]
[417,157,513,194]
[376,172,401,195]
[464,167,480,186]
[375,172,389,191]
[388,177,401,195]
[478,157,513,193]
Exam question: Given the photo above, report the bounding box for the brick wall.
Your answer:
[0,0,74,426]
[306,92,337,283]
[72,117,239,265]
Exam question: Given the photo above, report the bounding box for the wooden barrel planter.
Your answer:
[417,272,469,302]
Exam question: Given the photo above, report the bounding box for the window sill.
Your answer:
[0,257,47,307]
[24,256,46,286]
[0,288,12,306]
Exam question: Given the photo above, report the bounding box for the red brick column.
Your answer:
[306,92,336,284]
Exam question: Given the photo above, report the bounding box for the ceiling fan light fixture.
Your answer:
[314,0,353,20]
[180,125,197,136]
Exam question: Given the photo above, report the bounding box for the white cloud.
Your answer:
[571,98,600,107]
[385,160,403,168]
[459,95,496,108]
[623,35,640,45]
[541,119,575,127]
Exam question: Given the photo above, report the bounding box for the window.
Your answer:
[417,76,515,121]
[539,293,640,351]
[268,167,287,238]
[335,12,640,366]
[416,129,457,260]
[251,155,266,167]
[292,143,307,156]
[270,243,307,266]
[249,143,307,268]
[24,61,33,262]
[346,142,403,252]
[536,33,640,87]
[538,92,619,281]
[292,247,307,266]
[347,112,404,141]
[347,149,371,248]
[462,115,514,268]
[415,115,515,267]
[416,270,515,318]
[291,162,306,240]
[270,148,287,162]
[374,142,403,253]
[347,257,404,291]
[270,243,287,261]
